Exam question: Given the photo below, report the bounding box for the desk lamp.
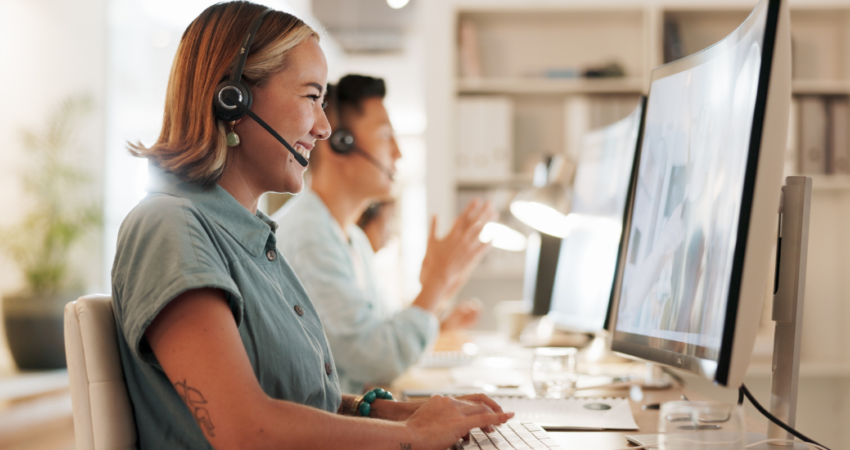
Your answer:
[510,156,572,237]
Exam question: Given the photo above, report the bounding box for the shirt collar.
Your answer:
[147,164,277,257]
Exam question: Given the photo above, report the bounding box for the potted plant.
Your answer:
[0,95,102,370]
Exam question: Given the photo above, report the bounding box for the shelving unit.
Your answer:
[423,0,850,317]
[422,2,850,442]
[457,77,646,95]
[429,2,850,226]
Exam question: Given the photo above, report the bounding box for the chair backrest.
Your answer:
[64,294,138,450]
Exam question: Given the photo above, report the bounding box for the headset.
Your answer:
[213,8,308,167]
[327,84,395,181]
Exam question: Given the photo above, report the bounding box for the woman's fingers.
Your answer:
[455,393,504,414]
[462,411,515,433]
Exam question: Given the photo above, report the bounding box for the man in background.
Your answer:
[276,74,494,394]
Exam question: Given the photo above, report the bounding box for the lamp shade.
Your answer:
[479,222,527,251]
[510,184,571,237]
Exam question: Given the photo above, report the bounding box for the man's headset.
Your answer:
[213,8,308,167]
[326,84,395,181]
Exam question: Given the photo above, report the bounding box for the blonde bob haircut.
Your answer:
[129,2,319,188]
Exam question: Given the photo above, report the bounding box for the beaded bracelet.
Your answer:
[356,388,395,417]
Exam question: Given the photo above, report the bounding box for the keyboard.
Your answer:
[459,422,564,450]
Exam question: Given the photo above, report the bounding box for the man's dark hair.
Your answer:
[327,74,386,125]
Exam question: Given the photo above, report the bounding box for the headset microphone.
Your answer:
[213,8,308,167]
[223,91,308,167]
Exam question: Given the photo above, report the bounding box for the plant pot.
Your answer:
[2,292,77,370]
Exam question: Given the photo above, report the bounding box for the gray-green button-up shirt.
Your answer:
[112,166,341,449]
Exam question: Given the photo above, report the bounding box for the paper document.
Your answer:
[495,396,638,431]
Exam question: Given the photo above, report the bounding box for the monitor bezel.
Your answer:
[610,0,783,383]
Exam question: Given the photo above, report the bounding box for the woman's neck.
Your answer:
[311,176,369,240]
[217,164,261,214]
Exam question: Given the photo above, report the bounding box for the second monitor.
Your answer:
[547,98,646,335]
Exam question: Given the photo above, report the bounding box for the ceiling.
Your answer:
[311,0,416,53]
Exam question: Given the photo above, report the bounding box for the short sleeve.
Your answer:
[111,194,243,365]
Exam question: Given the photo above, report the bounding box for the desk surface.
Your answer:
[398,332,769,450]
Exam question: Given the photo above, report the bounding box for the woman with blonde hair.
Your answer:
[112,2,511,449]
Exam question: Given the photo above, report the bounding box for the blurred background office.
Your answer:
[1,0,850,448]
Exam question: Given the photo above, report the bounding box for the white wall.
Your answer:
[0,0,108,373]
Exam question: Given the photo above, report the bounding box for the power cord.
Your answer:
[739,384,830,450]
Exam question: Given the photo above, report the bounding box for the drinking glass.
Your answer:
[531,347,577,398]
[658,401,746,450]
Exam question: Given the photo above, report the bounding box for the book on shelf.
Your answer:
[458,19,482,79]
[663,18,685,63]
[795,95,850,175]
[828,96,850,174]
[797,95,828,175]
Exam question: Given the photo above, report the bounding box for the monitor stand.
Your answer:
[624,178,812,449]
[765,176,811,446]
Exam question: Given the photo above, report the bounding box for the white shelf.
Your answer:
[457,174,534,189]
[792,80,850,96]
[457,77,646,95]
[471,268,524,280]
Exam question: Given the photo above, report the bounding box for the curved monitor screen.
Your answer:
[549,100,643,333]
[613,0,771,378]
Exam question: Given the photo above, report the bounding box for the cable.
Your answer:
[737,387,744,406]
[739,384,830,450]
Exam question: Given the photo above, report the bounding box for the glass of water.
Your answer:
[658,401,746,450]
[531,347,577,398]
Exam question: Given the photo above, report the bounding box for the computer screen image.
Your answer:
[548,98,646,334]
[611,0,791,387]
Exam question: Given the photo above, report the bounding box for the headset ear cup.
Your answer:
[213,80,253,121]
[329,129,356,154]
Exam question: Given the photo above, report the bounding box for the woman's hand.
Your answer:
[415,200,497,312]
[440,298,483,332]
[405,395,513,450]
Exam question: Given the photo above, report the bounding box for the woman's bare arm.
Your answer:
[146,288,510,450]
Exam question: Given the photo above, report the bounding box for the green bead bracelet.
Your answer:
[357,387,395,416]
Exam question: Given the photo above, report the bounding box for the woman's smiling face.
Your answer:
[231,36,331,195]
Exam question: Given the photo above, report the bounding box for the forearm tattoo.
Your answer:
[400,444,412,450]
[175,379,216,437]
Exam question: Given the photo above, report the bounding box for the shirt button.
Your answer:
[266,249,276,261]
[325,363,332,375]
[294,305,304,316]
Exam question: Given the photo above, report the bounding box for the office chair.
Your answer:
[64,294,138,450]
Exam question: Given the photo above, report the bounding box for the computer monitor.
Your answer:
[610,0,791,388]
[548,98,646,333]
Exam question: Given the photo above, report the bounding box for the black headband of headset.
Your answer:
[230,8,272,83]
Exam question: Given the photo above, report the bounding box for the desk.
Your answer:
[396,332,772,450]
